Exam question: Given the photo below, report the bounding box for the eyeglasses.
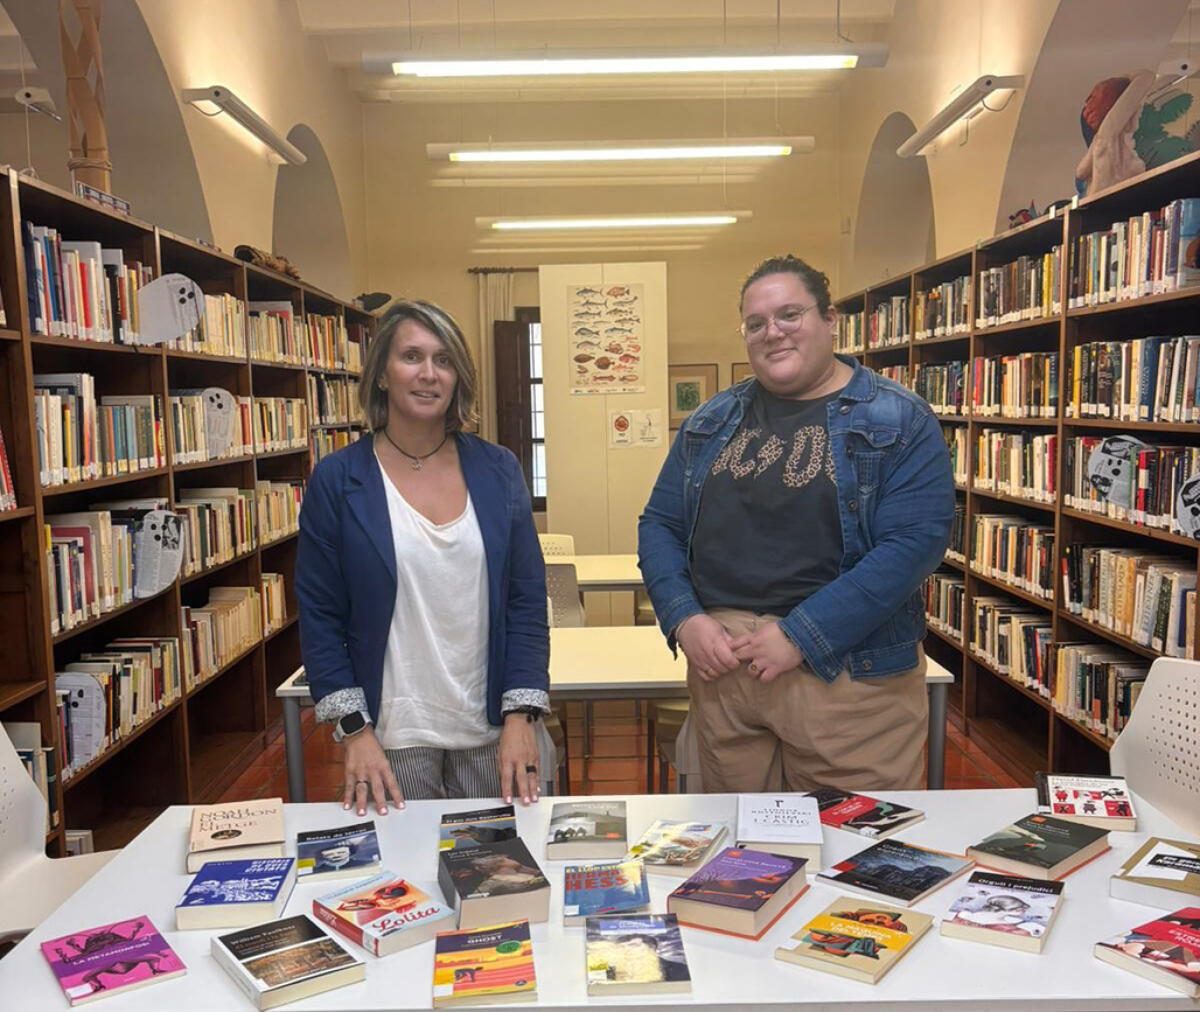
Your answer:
[740,303,820,343]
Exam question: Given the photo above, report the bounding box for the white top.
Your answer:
[374,457,494,750]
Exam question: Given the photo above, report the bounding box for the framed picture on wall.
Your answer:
[668,364,719,425]
[731,361,753,384]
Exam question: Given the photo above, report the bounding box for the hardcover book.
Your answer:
[313,872,455,956]
[774,899,933,984]
[939,870,1065,953]
[817,838,973,906]
[1094,908,1200,998]
[176,858,296,930]
[625,819,728,876]
[545,800,627,859]
[1111,838,1200,910]
[211,914,365,1010]
[1034,772,1137,830]
[432,919,537,1007]
[296,820,381,880]
[804,787,925,839]
[968,813,1110,881]
[186,798,285,873]
[585,913,692,996]
[735,794,823,865]
[563,858,650,925]
[41,916,186,1006]
[667,847,808,939]
[439,805,517,851]
[438,837,551,929]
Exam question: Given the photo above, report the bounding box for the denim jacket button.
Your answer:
[839,405,850,414]
[862,659,873,671]
[848,499,858,511]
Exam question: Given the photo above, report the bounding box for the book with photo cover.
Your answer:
[1034,772,1136,831]
[439,805,517,851]
[296,820,381,880]
[1111,838,1200,910]
[212,914,365,1010]
[735,793,823,865]
[626,819,727,876]
[667,847,808,940]
[939,870,1065,953]
[968,813,1109,881]
[545,800,627,860]
[433,919,537,1007]
[805,786,925,839]
[186,797,285,873]
[314,872,454,956]
[818,838,973,906]
[563,858,650,925]
[1094,908,1200,998]
[41,916,186,1006]
[438,837,551,929]
[176,858,296,930]
[585,913,692,996]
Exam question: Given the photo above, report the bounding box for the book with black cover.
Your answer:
[968,813,1109,881]
[817,839,973,907]
[439,838,551,929]
[667,847,808,939]
[439,806,517,851]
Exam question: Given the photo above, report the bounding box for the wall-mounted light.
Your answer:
[896,75,1024,158]
[181,85,307,166]
[480,213,748,231]
[428,138,813,163]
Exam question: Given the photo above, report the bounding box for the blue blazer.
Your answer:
[295,432,549,726]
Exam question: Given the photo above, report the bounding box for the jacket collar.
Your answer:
[345,433,396,579]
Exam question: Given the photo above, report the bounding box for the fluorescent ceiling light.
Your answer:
[487,214,742,231]
[181,85,306,165]
[432,139,811,163]
[897,75,1024,158]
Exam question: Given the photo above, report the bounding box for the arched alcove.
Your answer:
[851,112,935,291]
[272,125,352,297]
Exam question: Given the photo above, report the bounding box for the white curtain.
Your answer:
[476,272,514,442]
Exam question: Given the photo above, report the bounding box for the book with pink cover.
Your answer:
[40,915,186,1005]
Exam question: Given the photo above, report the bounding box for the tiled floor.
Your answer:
[220,705,1020,803]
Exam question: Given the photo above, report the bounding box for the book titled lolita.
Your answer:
[41,916,186,1005]
[314,872,455,956]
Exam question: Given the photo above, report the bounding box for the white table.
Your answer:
[555,554,643,593]
[276,628,955,799]
[1,791,1192,1011]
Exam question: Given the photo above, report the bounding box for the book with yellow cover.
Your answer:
[774,898,932,984]
[432,920,536,1007]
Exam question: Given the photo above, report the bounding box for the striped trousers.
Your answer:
[385,743,501,800]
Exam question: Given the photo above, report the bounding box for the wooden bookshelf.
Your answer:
[0,170,373,851]
[834,153,1200,783]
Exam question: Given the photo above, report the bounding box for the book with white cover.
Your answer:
[735,794,822,865]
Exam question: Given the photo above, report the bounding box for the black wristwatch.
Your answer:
[502,705,543,723]
[332,710,372,742]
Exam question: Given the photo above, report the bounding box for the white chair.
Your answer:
[0,726,118,941]
[1109,657,1200,836]
[546,563,585,627]
[538,533,575,557]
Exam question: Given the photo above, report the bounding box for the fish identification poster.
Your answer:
[568,283,644,394]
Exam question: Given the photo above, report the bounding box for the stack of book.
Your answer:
[346,320,368,373]
[974,429,1056,503]
[1065,336,1200,423]
[312,428,358,462]
[168,390,254,463]
[925,571,965,643]
[306,313,350,371]
[1052,644,1149,739]
[306,374,353,425]
[975,246,1062,328]
[868,294,910,349]
[875,364,909,387]
[970,597,1052,691]
[970,352,1058,418]
[256,480,304,544]
[944,424,968,484]
[913,361,967,415]
[168,292,247,357]
[914,275,971,340]
[970,513,1056,599]
[0,421,14,510]
[947,500,967,562]
[248,301,302,365]
[176,488,257,576]
[252,397,308,453]
[835,310,864,354]
[182,585,263,682]
[260,573,287,634]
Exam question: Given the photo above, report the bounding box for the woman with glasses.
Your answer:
[638,255,954,793]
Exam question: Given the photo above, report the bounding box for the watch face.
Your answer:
[340,712,366,736]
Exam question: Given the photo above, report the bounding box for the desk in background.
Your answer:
[555,553,642,592]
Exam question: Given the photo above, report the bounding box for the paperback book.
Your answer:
[626,819,727,876]
[314,872,455,956]
[1034,772,1137,830]
[545,800,627,859]
[775,899,933,985]
[563,858,650,925]
[805,786,925,839]
[438,837,551,929]
[41,916,185,1006]
[296,820,381,880]
[211,914,365,1010]
[818,838,973,906]
[968,813,1110,881]
[433,919,536,1007]
[176,858,296,930]
[735,794,823,865]
[1094,908,1200,998]
[585,914,692,996]
[439,805,517,851]
[667,847,808,939]
[186,797,285,873]
[939,870,1065,953]
[1111,838,1200,910]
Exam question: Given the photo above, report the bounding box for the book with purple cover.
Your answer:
[41,915,186,1005]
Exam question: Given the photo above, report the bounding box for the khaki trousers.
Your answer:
[687,608,928,793]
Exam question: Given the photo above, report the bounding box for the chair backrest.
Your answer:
[0,724,49,870]
[545,563,585,627]
[539,533,576,557]
[1109,657,1200,836]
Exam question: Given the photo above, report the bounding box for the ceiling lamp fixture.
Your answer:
[181,85,307,166]
[429,138,813,163]
[483,213,747,231]
[897,75,1024,158]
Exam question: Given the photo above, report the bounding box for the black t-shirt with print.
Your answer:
[690,386,844,616]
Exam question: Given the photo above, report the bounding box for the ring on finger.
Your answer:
[355,779,369,786]
[749,662,760,673]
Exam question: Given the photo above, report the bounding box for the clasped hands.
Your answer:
[677,613,803,682]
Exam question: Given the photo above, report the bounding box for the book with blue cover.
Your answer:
[296,821,381,881]
[176,857,297,930]
[563,858,650,925]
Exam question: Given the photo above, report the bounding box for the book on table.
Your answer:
[186,797,285,873]
[438,837,551,929]
[1034,771,1137,831]
[563,858,650,925]
[175,858,296,930]
[584,913,692,996]
[439,805,517,851]
[41,915,186,1006]
[735,793,823,865]
[1111,838,1200,910]
[211,914,365,1010]
[295,820,381,881]
[625,819,727,876]
[804,786,925,839]
[666,847,808,940]
[433,919,537,1007]
[545,800,627,859]
[1094,908,1200,998]
[313,872,454,956]
[817,838,974,906]
[774,898,933,985]
[939,870,1065,953]
[968,813,1110,881]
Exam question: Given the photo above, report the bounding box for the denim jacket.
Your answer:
[637,356,954,683]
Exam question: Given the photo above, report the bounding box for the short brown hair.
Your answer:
[740,254,833,316]
[358,299,478,432]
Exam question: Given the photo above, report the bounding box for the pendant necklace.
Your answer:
[382,428,448,471]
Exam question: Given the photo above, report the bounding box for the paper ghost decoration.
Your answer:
[134,273,204,344]
[1176,474,1200,538]
[134,510,184,597]
[1086,434,1147,507]
[202,387,236,458]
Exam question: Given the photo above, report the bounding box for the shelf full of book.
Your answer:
[833,148,1200,785]
[0,169,375,852]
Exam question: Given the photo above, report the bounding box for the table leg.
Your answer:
[282,696,307,803]
[646,711,656,794]
[927,683,947,790]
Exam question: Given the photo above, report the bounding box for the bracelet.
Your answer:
[503,705,543,723]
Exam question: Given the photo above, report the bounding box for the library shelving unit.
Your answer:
[833,149,1200,785]
[0,169,372,852]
